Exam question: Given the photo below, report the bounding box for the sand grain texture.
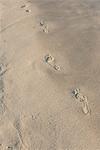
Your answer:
[0,0,100,149]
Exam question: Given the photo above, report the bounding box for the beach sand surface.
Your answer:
[0,0,100,149]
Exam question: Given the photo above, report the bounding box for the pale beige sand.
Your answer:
[0,0,100,149]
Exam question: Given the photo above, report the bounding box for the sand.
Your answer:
[0,0,100,149]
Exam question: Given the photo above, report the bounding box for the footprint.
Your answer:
[44,54,55,65]
[0,63,7,76]
[53,65,61,71]
[39,20,49,33]
[73,88,91,115]
[44,54,61,71]
[20,1,31,13]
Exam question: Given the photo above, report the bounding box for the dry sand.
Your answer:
[0,0,100,149]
